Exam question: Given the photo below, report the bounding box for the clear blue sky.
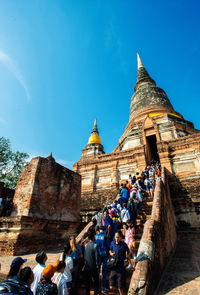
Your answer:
[0,0,200,169]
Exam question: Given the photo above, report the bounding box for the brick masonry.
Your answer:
[0,156,82,255]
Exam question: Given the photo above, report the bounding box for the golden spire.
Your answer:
[87,119,102,145]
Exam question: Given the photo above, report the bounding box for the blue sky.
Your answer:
[0,0,200,169]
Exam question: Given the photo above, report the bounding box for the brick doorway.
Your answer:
[146,134,159,164]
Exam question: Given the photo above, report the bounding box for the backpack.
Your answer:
[0,279,31,295]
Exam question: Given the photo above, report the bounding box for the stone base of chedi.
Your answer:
[0,155,82,255]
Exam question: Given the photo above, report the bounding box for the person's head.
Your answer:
[56,261,66,273]
[7,257,27,279]
[109,209,116,217]
[35,251,47,265]
[82,232,88,240]
[122,222,127,229]
[64,243,71,255]
[127,220,132,227]
[126,180,128,184]
[42,264,57,280]
[92,218,97,226]
[115,232,123,244]
[123,184,126,189]
[99,226,105,232]
[103,210,109,217]
[122,203,127,208]
[88,233,94,241]
[18,267,34,286]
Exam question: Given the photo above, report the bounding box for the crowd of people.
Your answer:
[0,162,161,295]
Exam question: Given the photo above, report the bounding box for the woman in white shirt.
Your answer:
[59,244,74,294]
[52,261,68,295]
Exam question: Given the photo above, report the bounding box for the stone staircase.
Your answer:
[76,193,154,294]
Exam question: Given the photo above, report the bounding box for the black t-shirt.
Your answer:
[84,241,98,271]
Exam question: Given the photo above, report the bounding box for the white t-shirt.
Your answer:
[52,272,69,295]
[121,208,130,223]
[59,254,73,282]
[31,263,45,295]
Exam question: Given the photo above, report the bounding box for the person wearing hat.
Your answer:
[7,257,27,280]
[31,251,47,295]
[36,264,58,295]
[95,226,109,293]
[0,266,34,295]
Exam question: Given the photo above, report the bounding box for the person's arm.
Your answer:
[109,243,115,256]
[107,224,111,236]
[109,250,115,256]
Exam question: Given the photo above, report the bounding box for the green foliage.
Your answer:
[0,137,29,189]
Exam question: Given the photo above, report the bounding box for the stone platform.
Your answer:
[0,216,83,255]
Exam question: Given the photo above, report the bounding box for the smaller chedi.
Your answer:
[82,119,105,158]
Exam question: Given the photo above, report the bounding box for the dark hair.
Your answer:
[92,219,97,225]
[82,232,88,239]
[115,231,123,238]
[56,261,66,271]
[18,267,33,284]
[62,243,71,262]
[7,264,21,279]
[36,251,46,264]
[88,233,94,241]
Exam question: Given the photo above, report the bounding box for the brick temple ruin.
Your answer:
[74,53,200,228]
[0,155,81,254]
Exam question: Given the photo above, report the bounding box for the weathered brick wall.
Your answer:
[81,188,118,210]
[0,216,84,255]
[0,156,82,255]
[128,168,177,295]
[12,156,81,222]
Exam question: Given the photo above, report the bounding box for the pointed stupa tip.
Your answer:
[135,52,155,88]
[92,118,98,134]
[137,52,143,69]
[47,152,55,160]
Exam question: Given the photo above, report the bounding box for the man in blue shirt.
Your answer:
[109,232,130,295]
[120,185,130,201]
[95,226,109,292]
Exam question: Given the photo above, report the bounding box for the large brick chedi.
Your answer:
[0,155,81,255]
[74,53,200,228]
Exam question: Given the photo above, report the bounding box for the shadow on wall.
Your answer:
[154,234,200,295]
[166,169,200,228]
